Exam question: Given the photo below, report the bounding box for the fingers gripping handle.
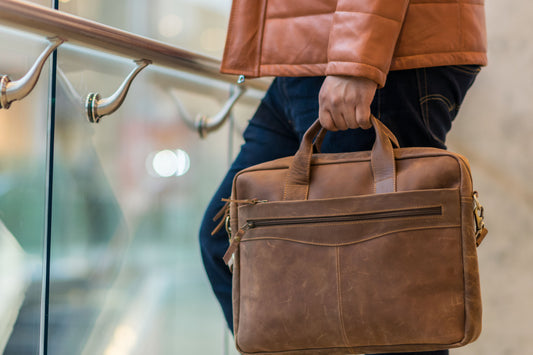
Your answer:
[283,116,398,200]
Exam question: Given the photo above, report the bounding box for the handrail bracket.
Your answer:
[1,36,64,109]
[197,85,246,138]
[86,58,151,123]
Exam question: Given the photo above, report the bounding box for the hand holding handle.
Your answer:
[283,116,399,200]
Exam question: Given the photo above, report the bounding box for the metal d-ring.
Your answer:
[86,58,151,123]
[1,37,64,109]
[196,84,246,138]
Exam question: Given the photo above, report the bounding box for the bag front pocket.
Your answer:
[234,188,467,353]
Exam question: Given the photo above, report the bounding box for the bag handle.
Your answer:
[283,116,399,200]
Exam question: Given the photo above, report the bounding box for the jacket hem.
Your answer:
[390,52,488,71]
[220,51,487,83]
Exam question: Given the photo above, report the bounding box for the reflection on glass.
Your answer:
[0,221,31,353]
[46,43,256,353]
[0,27,49,355]
[1,1,261,352]
[148,149,190,177]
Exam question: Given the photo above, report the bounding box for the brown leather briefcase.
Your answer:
[222,116,487,354]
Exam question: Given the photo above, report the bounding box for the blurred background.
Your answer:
[0,0,531,354]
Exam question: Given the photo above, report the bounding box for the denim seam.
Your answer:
[254,82,300,141]
[420,94,455,112]
[280,79,296,133]
[416,68,446,146]
[450,65,481,75]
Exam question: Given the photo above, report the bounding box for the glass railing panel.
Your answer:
[58,0,231,58]
[0,27,51,355]
[47,46,259,354]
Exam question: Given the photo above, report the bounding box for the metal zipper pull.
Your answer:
[223,222,252,267]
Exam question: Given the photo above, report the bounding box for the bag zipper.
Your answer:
[223,205,441,267]
[212,198,268,236]
[247,206,442,228]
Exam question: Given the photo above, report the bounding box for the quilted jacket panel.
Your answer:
[221,0,487,87]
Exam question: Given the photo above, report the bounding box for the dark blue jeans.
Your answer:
[200,66,480,355]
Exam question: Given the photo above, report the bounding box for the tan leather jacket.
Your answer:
[221,0,487,87]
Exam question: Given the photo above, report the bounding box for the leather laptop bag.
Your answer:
[222,116,487,354]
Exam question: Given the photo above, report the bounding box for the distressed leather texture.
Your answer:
[226,117,484,354]
[221,0,487,87]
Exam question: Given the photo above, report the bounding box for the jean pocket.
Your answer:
[415,66,480,148]
[449,65,482,75]
[418,93,455,147]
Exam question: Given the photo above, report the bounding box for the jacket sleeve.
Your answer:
[326,0,410,87]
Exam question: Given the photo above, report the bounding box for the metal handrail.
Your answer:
[0,0,270,92]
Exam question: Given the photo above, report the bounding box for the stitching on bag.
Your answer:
[243,216,447,230]
[336,247,356,353]
[241,224,461,247]
[458,191,468,342]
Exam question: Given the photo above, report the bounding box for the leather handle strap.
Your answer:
[282,119,322,200]
[370,116,397,194]
[283,116,399,200]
